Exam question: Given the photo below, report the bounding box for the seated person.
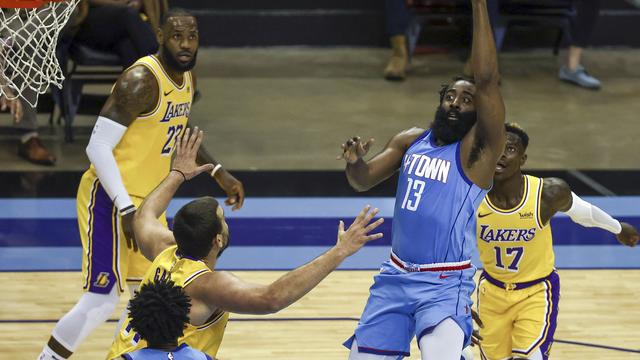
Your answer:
[73,0,160,67]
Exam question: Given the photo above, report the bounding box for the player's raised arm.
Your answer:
[193,140,245,211]
[460,0,505,189]
[135,127,215,260]
[85,65,159,249]
[187,73,245,211]
[188,207,384,315]
[541,177,639,247]
[339,128,425,192]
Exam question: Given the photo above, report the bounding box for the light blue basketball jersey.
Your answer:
[122,344,212,360]
[392,130,488,264]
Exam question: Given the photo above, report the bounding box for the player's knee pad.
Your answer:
[51,287,120,351]
[418,318,465,360]
[348,339,398,360]
[526,348,543,360]
[79,287,120,320]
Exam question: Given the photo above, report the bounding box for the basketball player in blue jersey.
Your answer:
[337,0,504,358]
[38,9,244,360]
[121,278,212,360]
[474,123,638,360]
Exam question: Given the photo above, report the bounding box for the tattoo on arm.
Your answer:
[99,65,159,126]
[540,177,572,224]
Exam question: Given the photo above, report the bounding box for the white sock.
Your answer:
[419,318,465,360]
[38,287,119,359]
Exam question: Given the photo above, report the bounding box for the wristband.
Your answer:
[211,164,222,177]
[119,205,136,216]
[171,169,187,181]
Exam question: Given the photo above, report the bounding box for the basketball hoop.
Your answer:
[0,0,79,107]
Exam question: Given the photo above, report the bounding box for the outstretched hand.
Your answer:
[337,136,374,164]
[172,126,215,180]
[336,205,384,256]
[617,222,639,247]
[214,170,245,211]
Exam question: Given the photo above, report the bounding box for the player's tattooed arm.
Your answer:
[460,0,505,189]
[541,177,639,246]
[540,177,572,225]
[340,127,425,192]
[99,65,159,126]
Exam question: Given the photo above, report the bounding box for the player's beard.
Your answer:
[162,46,198,72]
[430,105,477,145]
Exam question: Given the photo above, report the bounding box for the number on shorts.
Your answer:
[401,178,426,211]
[161,124,184,155]
[493,246,524,271]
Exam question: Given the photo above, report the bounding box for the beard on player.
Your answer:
[430,105,477,145]
[162,44,198,72]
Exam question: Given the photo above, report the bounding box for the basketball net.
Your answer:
[0,0,79,107]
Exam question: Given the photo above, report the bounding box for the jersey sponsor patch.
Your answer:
[519,211,534,219]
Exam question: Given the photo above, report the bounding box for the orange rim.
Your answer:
[0,0,69,8]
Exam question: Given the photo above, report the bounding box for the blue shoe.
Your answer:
[558,65,601,90]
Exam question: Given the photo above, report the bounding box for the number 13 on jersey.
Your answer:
[401,178,426,211]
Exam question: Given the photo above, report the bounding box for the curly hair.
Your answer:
[438,76,476,104]
[128,278,191,348]
[505,122,529,150]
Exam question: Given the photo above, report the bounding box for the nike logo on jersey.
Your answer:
[478,212,493,218]
[164,89,174,96]
[439,273,450,279]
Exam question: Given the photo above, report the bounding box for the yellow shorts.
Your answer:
[477,271,560,360]
[77,171,167,294]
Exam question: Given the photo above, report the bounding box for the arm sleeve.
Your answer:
[85,116,134,211]
[562,192,622,234]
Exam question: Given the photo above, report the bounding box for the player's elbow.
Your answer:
[258,288,288,314]
[474,69,500,88]
[85,140,110,164]
[85,142,97,161]
[350,183,370,193]
[347,177,372,193]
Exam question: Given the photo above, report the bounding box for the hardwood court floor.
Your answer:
[2,270,639,359]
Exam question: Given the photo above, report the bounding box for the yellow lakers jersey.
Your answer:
[477,175,555,283]
[87,55,193,198]
[107,246,229,360]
